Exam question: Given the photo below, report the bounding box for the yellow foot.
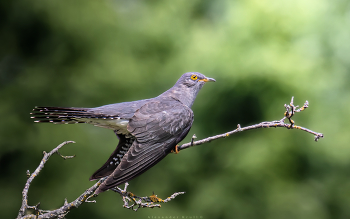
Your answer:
[149,194,164,203]
[171,145,180,154]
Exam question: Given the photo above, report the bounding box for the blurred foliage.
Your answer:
[1,0,350,218]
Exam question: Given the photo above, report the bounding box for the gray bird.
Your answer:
[31,72,215,194]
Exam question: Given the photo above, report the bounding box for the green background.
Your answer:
[1,0,349,218]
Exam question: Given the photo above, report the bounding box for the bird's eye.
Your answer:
[191,74,198,81]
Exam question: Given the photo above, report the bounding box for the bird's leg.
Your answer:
[171,145,180,154]
[171,135,196,154]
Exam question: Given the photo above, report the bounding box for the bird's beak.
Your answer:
[199,77,216,82]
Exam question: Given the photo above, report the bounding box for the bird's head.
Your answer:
[175,72,216,88]
[165,72,215,108]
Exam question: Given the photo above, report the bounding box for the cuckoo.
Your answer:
[31,72,215,194]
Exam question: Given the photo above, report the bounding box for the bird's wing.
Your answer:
[95,98,193,193]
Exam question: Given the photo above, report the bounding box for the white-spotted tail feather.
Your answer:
[31,106,101,124]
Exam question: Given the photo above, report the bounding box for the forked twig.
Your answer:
[111,183,185,211]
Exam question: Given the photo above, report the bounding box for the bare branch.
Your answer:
[177,97,323,151]
[17,141,76,219]
[18,97,324,218]
[17,140,108,218]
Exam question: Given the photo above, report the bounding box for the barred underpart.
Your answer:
[109,135,134,167]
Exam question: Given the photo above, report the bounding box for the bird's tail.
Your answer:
[30,106,92,124]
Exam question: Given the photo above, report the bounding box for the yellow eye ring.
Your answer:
[191,74,198,81]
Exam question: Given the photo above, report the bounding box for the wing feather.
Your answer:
[95,98,193,194]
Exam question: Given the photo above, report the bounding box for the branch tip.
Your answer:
[56,151,76,160]
[315,133,324,142]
